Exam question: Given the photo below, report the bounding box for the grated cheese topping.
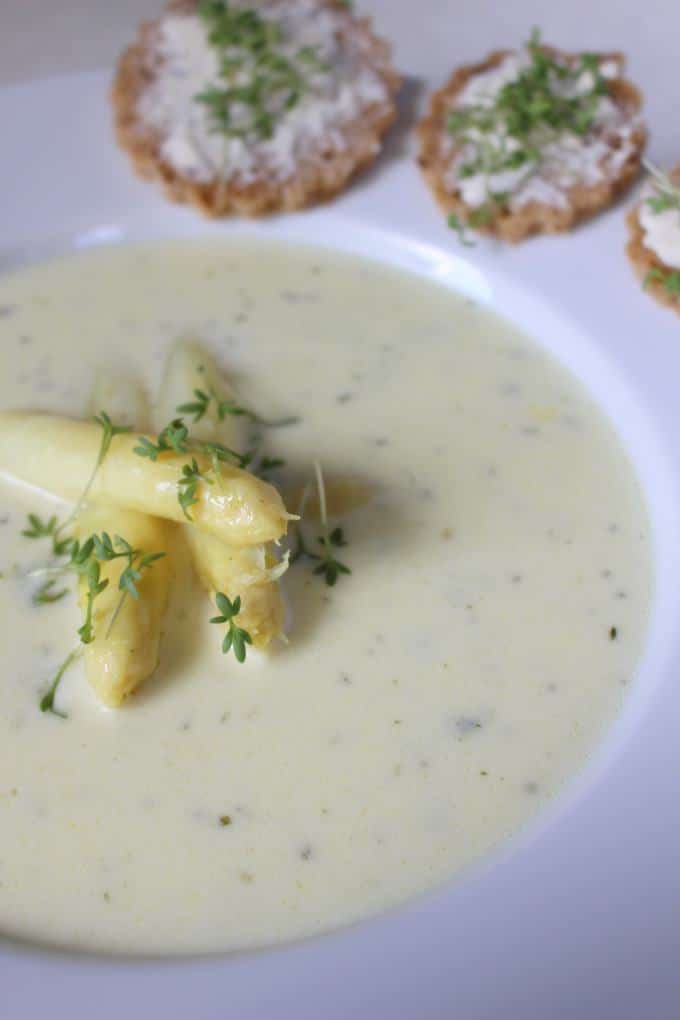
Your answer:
[136,0,391,184]
[441,50,640,213]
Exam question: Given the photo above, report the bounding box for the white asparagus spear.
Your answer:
[156,336,246,445]
[75,506,173,708]
[185,529,285,649]
[155,339,286,648]
[0,411,289,546]
[80,376,172,706]
[88,369,151,432]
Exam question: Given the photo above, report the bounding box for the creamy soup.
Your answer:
[0,240,651,954]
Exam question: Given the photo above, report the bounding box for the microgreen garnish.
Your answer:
[40,647,81,718]
[134,416,252,520]
[251,411,300,428]
[72,538,109,644]
[290,463,351,586]
[210,592,253,663]
[194,0,328,143]
[32,578,69,606]
[312,462,351,586]
[22,513,72,557]
[203,439,253,473]
[176,388,214,422]
[468,203,495,228]
[176,383,299,429]
[63,413,131,530]
[133,435,167,461]
[643,159,680,215]
[177,457,212,520]
[314,525,351,587]
[150,367,299,518]
[643,266,680,298]
[89,532,166,638]
[216,396,250,420]
[289,525,316,565]
[448,214,475,246]
[22,514,59,541]
[134,418,190,460]
[446,29,609,225]
[93,412,132,468]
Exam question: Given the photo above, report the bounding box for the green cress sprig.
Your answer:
[210,592,253,663]
[63,413,132,531]
[177,386,247,422]
[39,648,81,718]
[447,214,475,247]
[643,160,680,215]
[91,533,167,640]
[133,417,253,521]
[290,462,351,588]
[447,29,608,236]
[643,267,680,299]
[176,382,300,430]
[175,377,298,476]
[194,0,329,143]
[32,577,69,606]
[311,461,351,587]
[23,513,72,559]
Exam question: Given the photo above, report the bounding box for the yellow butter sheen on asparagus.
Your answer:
[75,506,173,708]
[0,412,289,545]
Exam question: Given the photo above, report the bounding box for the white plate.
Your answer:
[3,2,680,1014]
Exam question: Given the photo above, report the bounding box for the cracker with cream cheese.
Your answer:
[626,163,680,316]
[112,0,400,217]
[417,40,645,243]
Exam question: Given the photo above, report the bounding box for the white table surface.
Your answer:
[2,0,676,169]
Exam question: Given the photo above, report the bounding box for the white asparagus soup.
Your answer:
[0,239,651,954]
